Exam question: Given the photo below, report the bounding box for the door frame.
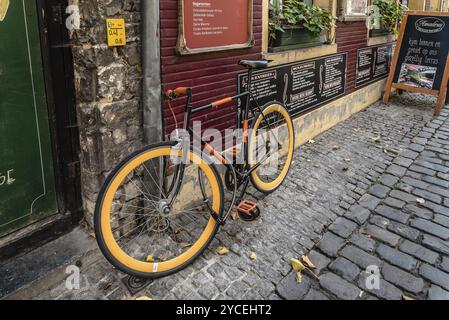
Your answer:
[37,0,82,219]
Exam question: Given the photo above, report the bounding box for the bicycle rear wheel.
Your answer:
[247,103,295,193]
[94,142,224,278]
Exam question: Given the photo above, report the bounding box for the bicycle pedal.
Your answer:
[237,200,260,221]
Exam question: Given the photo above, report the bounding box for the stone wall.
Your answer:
[70,0,143,225]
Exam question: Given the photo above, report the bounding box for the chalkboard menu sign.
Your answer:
[384,11,449,115]
[237,53,348,118]
[177,0,254,55]
[355,43,395,88]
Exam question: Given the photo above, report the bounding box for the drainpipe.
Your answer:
[142,0,163,144]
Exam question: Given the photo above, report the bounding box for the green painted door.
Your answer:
[0,0,57,236]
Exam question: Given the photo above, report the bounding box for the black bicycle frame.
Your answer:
[168,67,278,224]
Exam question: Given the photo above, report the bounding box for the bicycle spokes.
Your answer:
[108,155,216,263]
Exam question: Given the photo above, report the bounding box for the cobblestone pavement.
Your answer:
[33,93,449,300]
[276,97,449,301]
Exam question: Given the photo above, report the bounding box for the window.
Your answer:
[346,0,369,15]
[270,0,314,8]
[337,0,369,20]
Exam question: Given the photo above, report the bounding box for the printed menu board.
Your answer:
[355,43,395,88]
[237,53,347,118]
[392,14,449,91]
[177,0,253,55]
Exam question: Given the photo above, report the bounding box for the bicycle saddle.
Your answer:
[238,59,270,69]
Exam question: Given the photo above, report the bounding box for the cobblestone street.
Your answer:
[31,93,449,300]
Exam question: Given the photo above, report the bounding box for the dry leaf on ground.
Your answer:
[295,271,303,283]
[146,255,154,262]
[217,246,230,255]
[403,295,414,300]
[332,144,340,150]
[290,258,306,272]
[308,139,315,144]
[249,252,257,261]
[371,135,381,143]
[301,255,316,269]
[136,296,153,301]
[231,208,239,221]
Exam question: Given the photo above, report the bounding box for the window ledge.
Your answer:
[367,34,397,46]
[262,44,338,66]
[339,15,368,22]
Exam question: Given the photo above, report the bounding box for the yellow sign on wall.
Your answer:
[106,18,126,47]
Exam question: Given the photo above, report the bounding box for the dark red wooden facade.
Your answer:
[160,2,375,135]
[160,0,263,135]
[335,21,369,94]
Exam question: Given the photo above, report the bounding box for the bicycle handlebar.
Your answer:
[166,87,190,99]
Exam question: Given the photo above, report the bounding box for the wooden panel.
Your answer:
[336,21,369,93]
[408,0,426,10]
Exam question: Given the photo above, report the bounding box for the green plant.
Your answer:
[371,0,407,34]
[269,0,336,42]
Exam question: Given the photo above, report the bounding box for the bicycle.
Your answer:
[94,60,295,278]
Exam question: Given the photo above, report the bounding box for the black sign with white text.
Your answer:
[355,43,395,88]
[393,15,449,91]
[237,53,347,117]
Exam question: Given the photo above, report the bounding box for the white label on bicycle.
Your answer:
[153,263,159,272]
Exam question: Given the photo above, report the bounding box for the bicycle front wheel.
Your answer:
[94,142,224,278]
[248,102,295,193]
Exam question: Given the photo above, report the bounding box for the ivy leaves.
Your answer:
[269,0,336,41]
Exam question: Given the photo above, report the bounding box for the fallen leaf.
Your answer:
[403,295,414,300]
[146,255,154,262]
[301,255,316,269]
[90,233,96,239]
[136,296,153,301]
[344,157,351,162]
[332,144,340,151]
[308,139,315,144]
[295,271,303,283]
[180,242,191,249]
[371,135,381,143]
[249,252,257,261]
[99,282,112,291]
[384,148,400,155]
[217,246,230,255]
[174,227,183,234]
[231,208,239,221]
[290,258,306,272]
[416,198,425,204]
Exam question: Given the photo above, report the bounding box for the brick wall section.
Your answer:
[160,0,263,135]
[335,21,368,94]
[71,0,143,224]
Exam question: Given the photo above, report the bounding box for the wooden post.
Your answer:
[435,53,449,115]
[446,77,449,104]
[383,13,409,104]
